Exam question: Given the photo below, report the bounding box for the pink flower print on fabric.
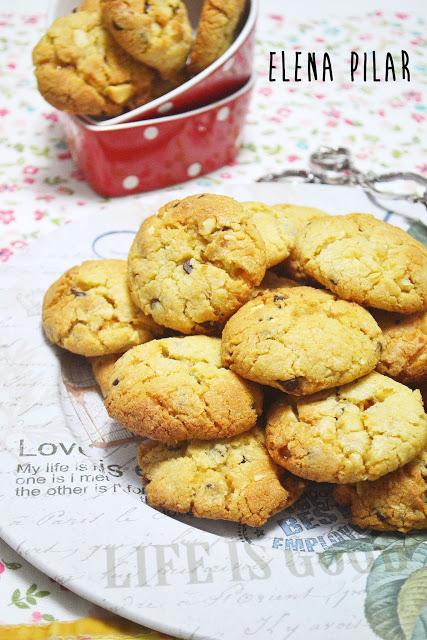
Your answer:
[0,210,15,224]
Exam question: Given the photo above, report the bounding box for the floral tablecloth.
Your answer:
[0,2,426,638]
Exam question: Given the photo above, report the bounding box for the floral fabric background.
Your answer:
[0,6,426,265]
[0,1,426,637]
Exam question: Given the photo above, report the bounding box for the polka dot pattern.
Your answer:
[144,127,159,140]
[187,162,202,178]
[122,175,139,190]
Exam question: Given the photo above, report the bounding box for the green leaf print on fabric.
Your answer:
[320,535,427,640]
[365,548,421,640]
[10,584,51,609]
[407,220,427,247]
[397,567,427,639]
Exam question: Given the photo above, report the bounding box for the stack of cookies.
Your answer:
[42,194,427,532]
[32,0,247,117]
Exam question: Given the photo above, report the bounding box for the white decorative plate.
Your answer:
[1,184,426,640]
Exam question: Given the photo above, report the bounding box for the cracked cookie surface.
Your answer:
[102,0,192,78]
[128,194,267,335]
[42,260,163,357]
[373,309,427,385]
[221,285,382,395]
[334,450,427,532]
[105,335,263,441]
[273,203,329,282]
[242,201,294,268]
[33,10,154,116]
[90,354,121,397]
[188,0,247,74]
[138,427,305,526]
[266,372,427,484]
[295,213,427,313]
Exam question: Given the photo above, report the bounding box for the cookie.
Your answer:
[79,0,101,10]
[295,213,427,314]
[90,354,121,397]
[33,10,154,116]
[102,0,192,78]
[188,0,246,75]
[254,271,299,296]
[241,201,294,268]
[373,309,427,385]
[105,336,263,441]
[42,260,163,357]
[221,285,383,395]
[266,372,427,484]
[128,194,267,335]
[138,427,305,526]
[272,204,329,282]
[334,450,427,532]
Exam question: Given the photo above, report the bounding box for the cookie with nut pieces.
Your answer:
[33,10,154,116]
[42,260,163,357]
[105,336,263,442]
[373,309,427,385]
[138,427,305,526]
[102,0,192,79]
[127,194,267,334]
[295,213,427,313]
[266,372,427,484]
[334,449,427,532]
[221,285,383,395]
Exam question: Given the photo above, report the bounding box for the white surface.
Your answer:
[0,182,422,640]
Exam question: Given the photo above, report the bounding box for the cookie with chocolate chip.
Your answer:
[102,0,192,79]
[105,335,263,441]
[266,372,427,484]
[334,449,427,532]
[127,194,267,335]
[221,285,383,395]
[42,260,163,357]
[138,427,304,526]
[90,353,121,396]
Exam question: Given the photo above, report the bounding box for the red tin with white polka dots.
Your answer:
[49,0,257,126]
[58,77,254,197]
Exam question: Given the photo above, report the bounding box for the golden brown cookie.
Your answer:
[105,336,263,441]
[295,213,427,314]
[138,427,305,526]
[102,0,192,78]
[188,0,247,75]
[241,201,294,268]
[273,204,329,282]
[33,11,154,116]
[373,309,427,385]
[221,286,383,395]
[266,372,427,484]
[128,194,267,335]
[334,450,427,532]
[42,260,163,357]
[79,0,101,10]
[90,354,121,397]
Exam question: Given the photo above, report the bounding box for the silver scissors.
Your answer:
[257,146,427,225]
